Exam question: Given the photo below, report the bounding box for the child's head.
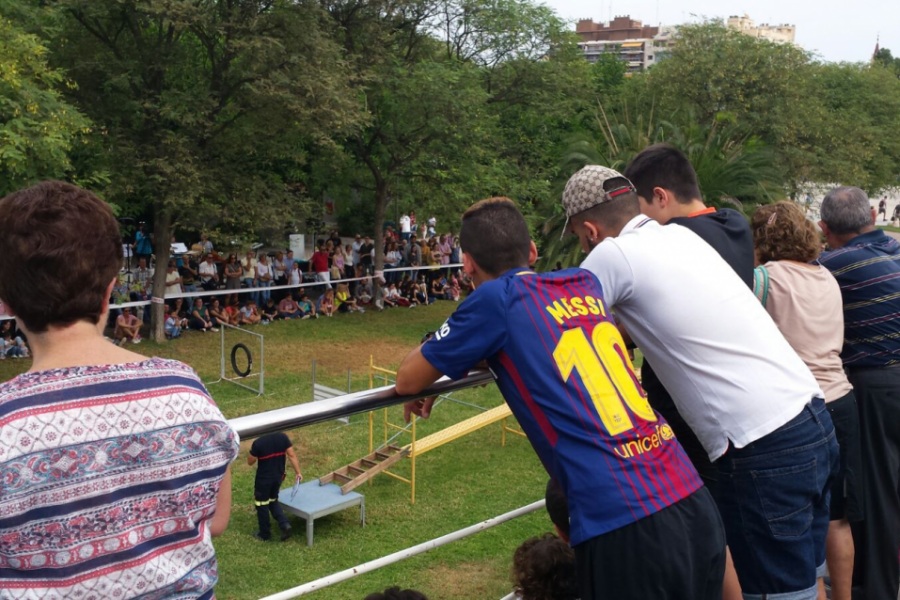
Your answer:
[512,534,579,600]
[460,197,532,278]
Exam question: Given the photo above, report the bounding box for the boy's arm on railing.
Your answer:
[228,370,494,441]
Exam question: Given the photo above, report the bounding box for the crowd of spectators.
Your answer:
[106,222,471,341]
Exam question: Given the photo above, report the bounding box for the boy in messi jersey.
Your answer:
[396,197,725,600]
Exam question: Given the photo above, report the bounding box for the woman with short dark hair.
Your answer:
[0,181,238,599]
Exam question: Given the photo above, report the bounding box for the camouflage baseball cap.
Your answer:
[560,165,635,239]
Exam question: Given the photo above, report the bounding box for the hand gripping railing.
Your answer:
[228,369,495,440]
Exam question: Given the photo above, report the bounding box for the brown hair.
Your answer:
[751,201,821,264]
[512,534,579,600]
[0,181,123,333]
[460,197,531,277]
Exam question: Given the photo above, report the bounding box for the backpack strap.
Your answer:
[753,265,770,308]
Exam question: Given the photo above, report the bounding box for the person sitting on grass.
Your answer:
[336,283,364,313]
[443,276,460,301]
[164,304,186,339]
[364,588,428,600]
[170,296,188,321]
[356,276,373,305]
[296,290,317,319]
[459,270,476,295]
[382,282,400,308]
[224,296,241,323]
[512,534,580,600]
[429,275,444,300]
[413,276,430,305]
[248,432,302,542]
[209,298,231,326]
[239,300,262,325]
[319,288,336,317]
[114,307,142,345]
[278,295,302,319]
[400,280,419,308]
[190,297,217,332]
[261,298,279,322]
[0,320,29,359]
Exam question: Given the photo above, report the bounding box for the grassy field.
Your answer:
[0,304,551,600]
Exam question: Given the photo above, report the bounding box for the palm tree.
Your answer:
[539,105,784,269]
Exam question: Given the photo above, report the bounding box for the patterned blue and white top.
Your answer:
[0,358,239,599]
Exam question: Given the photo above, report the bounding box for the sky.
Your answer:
[540,0,898,63]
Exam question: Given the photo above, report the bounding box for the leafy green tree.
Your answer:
[51,0,360,340]
[540,111,782,268]
[325,0,592,274]
[808,61,900,193]
[0,15,90,196]
[591,53,626,98]
[874,47,900,76]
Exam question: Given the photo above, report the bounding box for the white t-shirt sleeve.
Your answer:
[579,239,635,308]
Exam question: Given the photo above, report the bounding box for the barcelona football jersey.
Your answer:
[422,268,702,545]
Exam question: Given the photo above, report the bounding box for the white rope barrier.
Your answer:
[258,500,546,600]
[0,263,464,320]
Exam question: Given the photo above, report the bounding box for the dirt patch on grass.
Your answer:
[421,560,510,599]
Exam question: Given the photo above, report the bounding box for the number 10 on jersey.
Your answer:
[553,322,655,436]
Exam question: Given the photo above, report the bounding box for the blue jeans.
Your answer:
[256,280,272,305]
[717,398,838,600]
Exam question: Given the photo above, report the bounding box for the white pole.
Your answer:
[259,500,546,600]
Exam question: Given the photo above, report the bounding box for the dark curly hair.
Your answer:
[751,201,822,265]
[364,587,428,600]
[512,534,579,600]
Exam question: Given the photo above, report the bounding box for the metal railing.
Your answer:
[228,369,495,440]
[228,369,535,600]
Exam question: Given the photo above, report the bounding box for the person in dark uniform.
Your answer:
[248,432,302,541]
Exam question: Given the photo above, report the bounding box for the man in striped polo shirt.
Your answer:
[819,187,900,600]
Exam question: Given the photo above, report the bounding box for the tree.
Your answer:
[325,0,593,276]
[874,47,900,77]
[591,53,626,98]
[51,0,360,340]
[0,15,90,196]
[540,110,782,268]
[808,61,900,193]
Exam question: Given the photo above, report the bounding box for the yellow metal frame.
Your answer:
[367,356,523,504]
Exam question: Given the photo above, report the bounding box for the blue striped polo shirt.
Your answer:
[818,229,900,367]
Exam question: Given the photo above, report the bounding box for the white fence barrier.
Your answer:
[259,500,546,600]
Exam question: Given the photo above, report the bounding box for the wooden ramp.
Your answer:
[319,444,410,494]
[406,404,512,457]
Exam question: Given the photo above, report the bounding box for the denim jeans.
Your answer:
[256,280,272,305]
[716,398,838,600]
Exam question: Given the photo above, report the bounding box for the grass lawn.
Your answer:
[879,225,900,233]
[0,304,552,600]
